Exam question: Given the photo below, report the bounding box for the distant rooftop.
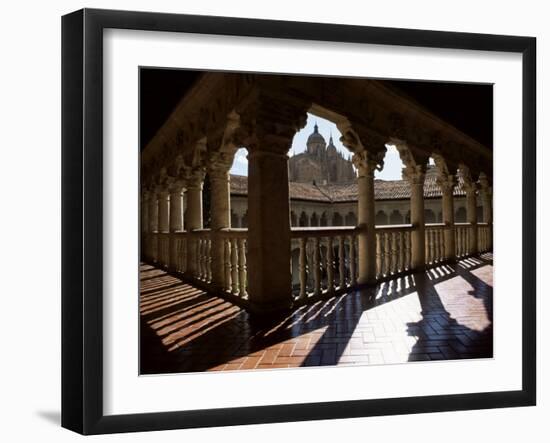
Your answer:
[230,166,467,203]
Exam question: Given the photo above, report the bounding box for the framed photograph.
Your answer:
[61,8,536,435]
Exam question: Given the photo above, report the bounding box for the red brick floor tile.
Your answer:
[139,255,493,374]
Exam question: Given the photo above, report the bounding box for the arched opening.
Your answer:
[455,206,467,223]
[389,209,404,225]
[332,212,343,226]
[231,210,240,228]
[299,211,309,227]
[424,209,436,224]
[241,211,248,228]
[311,212,319,227]
[320,212,328,227]
[375,210,388,226]
[345,211,357,226]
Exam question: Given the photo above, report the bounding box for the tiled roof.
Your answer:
[229,168,466,203]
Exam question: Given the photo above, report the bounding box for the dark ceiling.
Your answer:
[140,68,492,151]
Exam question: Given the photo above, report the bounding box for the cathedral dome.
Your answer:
[307,123,326,146]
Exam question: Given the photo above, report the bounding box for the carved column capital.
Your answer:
[433,153,457,194]
[352,150,384,178]
[207,151,235,181]
[436,174,457,194]
[394,141,428,185]
[459,163,478,195]
[235,92,308,156]
[478,172,492,195]
[186,168,206,190]
[403,165,426,185]
[167,179,186,195]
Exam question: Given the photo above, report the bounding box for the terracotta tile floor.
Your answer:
[140,254,493,374]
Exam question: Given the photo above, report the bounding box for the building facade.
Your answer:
[230,126,483,229]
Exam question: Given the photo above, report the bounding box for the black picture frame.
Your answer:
[61,8,536,435]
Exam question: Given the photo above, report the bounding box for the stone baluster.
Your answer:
[338,236,345,288]
[299,237,307,299]
[384,232,392,275]
[230,237,239,294]
[377,232,385,277]
[326,237,334,292]
[238,238,247,298]
[313,237,321,296]
[349,235,357,286]
[391,232,398,274]
[224,240,232,292]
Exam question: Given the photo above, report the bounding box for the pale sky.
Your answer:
[229,113,405,180]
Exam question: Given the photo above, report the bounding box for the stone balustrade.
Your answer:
[290,226,358,300]
[143,223,492,309]
[425,224,447,265]
[376,225,413,279]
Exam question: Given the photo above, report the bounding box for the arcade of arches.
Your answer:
[140,71,493,372]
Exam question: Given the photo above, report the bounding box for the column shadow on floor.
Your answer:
[139,255,493,374]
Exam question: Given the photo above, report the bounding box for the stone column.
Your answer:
[408,169,427,270]
[396,143,427,271]
[208,154,233,288]
[185,171,204,230]
[141,191,150,260]
[169,185,184,233]
[461,166,478,255]
[157,190,170,233]
[147,192,158,233]
[156,190,170,267]
[247,141,294,312]
[438,174,457,261]
[184,170,205,275]
[141,191,150,235]
[352,151,378,284]
[479,172,493,249]
[168,183,184,271]
[147,191,159,262]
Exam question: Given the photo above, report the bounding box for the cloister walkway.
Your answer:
[140,254,493,374]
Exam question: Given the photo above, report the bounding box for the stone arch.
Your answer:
[344,211,357,226]
[455,206,467,223]
[424,209,436,224]
[375,210,388,226]
[311,212,319,227]
[389,209,404,225]
[299,211,308,227]
[320,212,328,227]
[332,212,343,226]
[231,211,240,228]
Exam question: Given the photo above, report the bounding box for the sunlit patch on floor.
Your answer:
[140,254,493,374]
